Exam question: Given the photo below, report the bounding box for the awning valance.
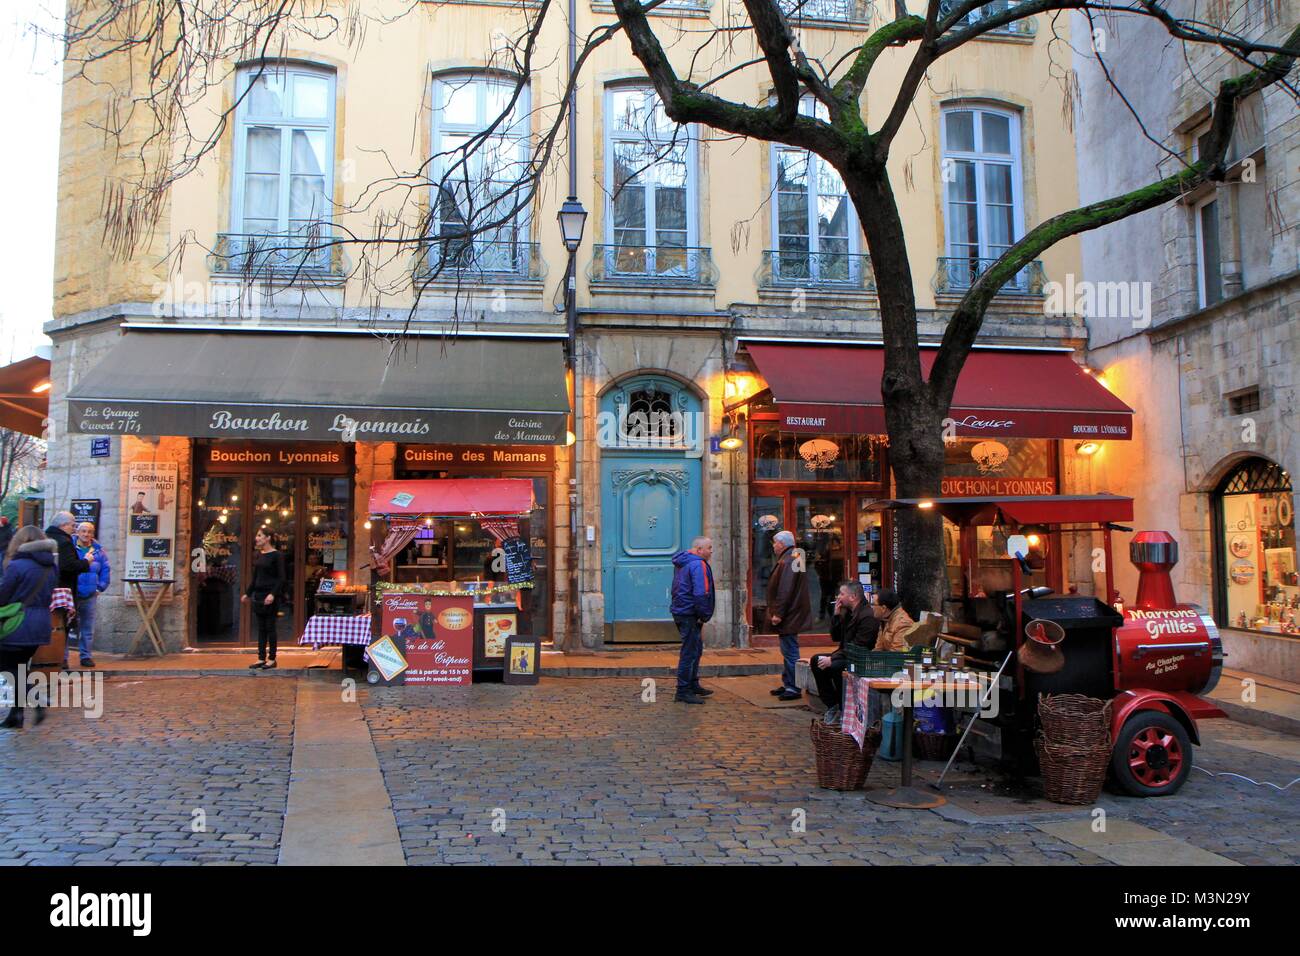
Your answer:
[368,478,535,517]
[866,494,1135,526]
[745,343,1133,440]
[0,356,51,438]
[66,331,569,444]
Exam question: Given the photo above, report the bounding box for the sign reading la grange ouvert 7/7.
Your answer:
[124,461,177,582]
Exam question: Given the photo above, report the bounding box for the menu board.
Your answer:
[70,499,101,529]
[500,536,535,584]
[124,462,177,582]
[380,592,473,686]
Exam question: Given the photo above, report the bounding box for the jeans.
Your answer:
[779,633,800,692]
[72,594,98,661]
[255,605,278,662]
[809,653,846,708]
[673,615,703,695]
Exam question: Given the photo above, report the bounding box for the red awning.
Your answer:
[368,479,535,518]
[0,355,50,438]
[745,343,1133,440]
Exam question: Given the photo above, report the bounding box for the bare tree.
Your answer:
[49,0,1300,612]
[0,428,42,505]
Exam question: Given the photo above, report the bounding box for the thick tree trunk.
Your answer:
[885,404,949,619]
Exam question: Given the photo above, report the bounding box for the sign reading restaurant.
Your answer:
[67,402,566,445]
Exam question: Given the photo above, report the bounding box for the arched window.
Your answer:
[939,103,1025,291]
[1215,457,1296,634]
[224,63,337,273]
[429,73,531,275]
[599,375,701,450]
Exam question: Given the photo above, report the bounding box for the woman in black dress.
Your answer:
[243,528,286,669]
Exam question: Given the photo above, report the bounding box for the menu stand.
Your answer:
[126,580,172,657]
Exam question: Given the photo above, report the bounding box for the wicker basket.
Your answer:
[914,729,956,761]
[1037,693,1113,746]
[1035,736,1112,805]
[810,720,881,791]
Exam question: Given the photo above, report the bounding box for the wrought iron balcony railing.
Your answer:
[208,232,345,278]
[933,256,1046,296]
[937,0,1038,37]
[758,249,875,291]
[778,0,874,24]
[415,239,545,283]
[589,244,718,286]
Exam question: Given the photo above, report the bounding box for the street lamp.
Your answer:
[558,195,587,654]
[557,195,588,252]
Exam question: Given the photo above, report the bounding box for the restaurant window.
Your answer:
[603,85,698,278]
[225,63,336,273]
[940,104,1024,288]
[751,422,884,482]
[771,97,858,283]
[1215,457,1296,634]
[430,73,531,275]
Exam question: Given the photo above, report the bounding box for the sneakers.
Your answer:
[80,658,95,668]
[249,660,266,669]
[777,689,802,701]
[689,685,714,697]
[674,692,706,704]
[822,705,842,726]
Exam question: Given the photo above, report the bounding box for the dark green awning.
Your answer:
[68,331,569,445]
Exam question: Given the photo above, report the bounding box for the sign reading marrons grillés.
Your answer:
[67,403,565,445]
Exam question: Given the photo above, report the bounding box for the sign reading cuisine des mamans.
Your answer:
[124,461,178,582]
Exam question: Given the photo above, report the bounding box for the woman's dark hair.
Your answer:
[5,525,46,563]
[877,588,901,610]
[255,527,278,549]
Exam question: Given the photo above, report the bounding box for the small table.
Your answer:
[863,677,977,810]
[300,613,373,648]
[126,581,172,657]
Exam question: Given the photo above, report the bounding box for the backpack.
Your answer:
[0,565,55,639]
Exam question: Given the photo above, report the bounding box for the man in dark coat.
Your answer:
[766,530,812,701]
[45,511,91,590]
[809,581,879,724]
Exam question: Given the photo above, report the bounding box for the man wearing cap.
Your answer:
[766,529,811,701]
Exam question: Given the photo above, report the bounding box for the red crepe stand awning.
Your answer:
[368,479,535,518]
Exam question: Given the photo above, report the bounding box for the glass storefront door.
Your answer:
[794,495,846,632]
[251,477,298,648]
[194,477,244,641]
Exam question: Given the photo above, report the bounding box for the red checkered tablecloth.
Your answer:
[300,614,373,647]
[50,588,77,621]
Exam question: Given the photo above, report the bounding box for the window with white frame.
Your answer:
[940,104,1024,289]
[1194,195,1223,308]
[228,64,336,271]
[771,97,857,283]
[604,85,698,278]
[430,73,531,275]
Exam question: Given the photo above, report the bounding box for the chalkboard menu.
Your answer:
[500,536,535,584]
[70,499,101,528]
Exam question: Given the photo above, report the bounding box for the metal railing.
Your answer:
[937,0,1038,36]
[589,244,718,285]
[758,249,875,290]
[208,232,345,278]
[933,256,1046,296]
[778,0,873,24]
[415,239,545,282]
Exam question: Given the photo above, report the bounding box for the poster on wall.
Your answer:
[380,592,473,686]
[124,462,178,582]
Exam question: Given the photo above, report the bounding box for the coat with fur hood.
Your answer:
[0,538,58,647]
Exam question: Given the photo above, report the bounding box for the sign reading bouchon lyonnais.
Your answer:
[198,441,349,474]
[941,476,1058,497]
[68,401,566,445]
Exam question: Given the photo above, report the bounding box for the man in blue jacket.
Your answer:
[670,536,715,705]
[70,521,110,668]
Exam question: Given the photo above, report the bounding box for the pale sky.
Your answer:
[0,0,62,365]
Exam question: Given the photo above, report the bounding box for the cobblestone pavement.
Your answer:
[363,677,1300,865]
[0,676,295,865]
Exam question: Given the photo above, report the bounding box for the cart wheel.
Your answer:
[1111,710,1192,797]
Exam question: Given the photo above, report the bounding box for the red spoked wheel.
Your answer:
[1111,710,1193,796]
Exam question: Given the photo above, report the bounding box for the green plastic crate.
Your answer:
[844,645,924,678]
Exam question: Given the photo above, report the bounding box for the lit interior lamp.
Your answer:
[1076,440,1101,456]
[917,500,935,510]
[1026,533,1042,547]
[311,515,319,525]
[363,520,372,530]
[565,430,577,446]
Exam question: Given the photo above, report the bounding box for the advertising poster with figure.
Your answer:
[124,462,178,582]
[380,592,473,685]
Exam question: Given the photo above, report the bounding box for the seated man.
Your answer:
[874,589,915,652]
[809,581,879,725]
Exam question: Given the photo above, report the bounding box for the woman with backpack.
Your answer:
[0,526,58,729]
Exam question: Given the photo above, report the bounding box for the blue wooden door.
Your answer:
[599,377,702,641]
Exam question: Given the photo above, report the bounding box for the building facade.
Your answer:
[1073,2,1299,680]
[46,0,1104,655]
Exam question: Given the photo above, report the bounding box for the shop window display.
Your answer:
[752,422,884,482]
[1217,458,1296,634]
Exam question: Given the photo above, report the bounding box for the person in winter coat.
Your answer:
[44,511,90,591]
[669,537,715,705]
[809,581,880,723]
[765,530,812,700]
[873,589,915,652]
[0,526,58,728]
[69,521,110,668]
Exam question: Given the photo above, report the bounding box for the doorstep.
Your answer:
[1205,668,1300,737]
